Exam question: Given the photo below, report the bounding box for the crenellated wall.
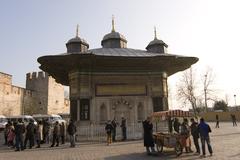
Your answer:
[0,71,69,116]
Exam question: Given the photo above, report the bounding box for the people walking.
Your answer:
[142,117,156,155]
[190,118,200,154]
[105,120,113,145]
[231,114,237,126]
[215,114,219,128]
[67,120,77,147]
[60,122,65,144]
[51,121,60,147]
[198,118,213,157]
[14,119,25,151]
[120,117,127,141]
[111,118,117,142]
[24,120,35,149]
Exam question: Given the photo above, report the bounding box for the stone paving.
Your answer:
[0,122,240,160]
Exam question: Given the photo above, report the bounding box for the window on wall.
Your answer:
[80,99,90,120]
[152,97,163,112]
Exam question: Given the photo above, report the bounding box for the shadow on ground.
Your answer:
[104,151,204,160]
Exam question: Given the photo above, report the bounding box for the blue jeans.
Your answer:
[69,134,76,147]
[200,136,213,155]
[15,134,24,150]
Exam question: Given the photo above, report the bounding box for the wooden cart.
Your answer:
[151,110,193,156]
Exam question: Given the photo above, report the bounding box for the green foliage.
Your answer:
[213,100,228,111]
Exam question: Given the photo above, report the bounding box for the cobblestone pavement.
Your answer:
[0,122,240,160]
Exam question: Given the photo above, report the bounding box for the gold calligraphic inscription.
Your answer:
[96,84,147,96]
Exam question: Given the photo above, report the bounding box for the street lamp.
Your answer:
[204,74,207,112]
[234,94,237,110]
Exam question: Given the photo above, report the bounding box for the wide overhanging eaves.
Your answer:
[38,53,198,86]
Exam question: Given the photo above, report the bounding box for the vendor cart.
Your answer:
[151,110,193,156]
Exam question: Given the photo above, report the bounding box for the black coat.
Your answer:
[190,122,199,138]
[67,122,77,135]
[105,123,113,135]
[142,120,154,147]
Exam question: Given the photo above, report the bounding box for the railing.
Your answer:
[75,122,169,143]
[75,123,144,142]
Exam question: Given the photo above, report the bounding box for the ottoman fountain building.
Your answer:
[38,21,198,126]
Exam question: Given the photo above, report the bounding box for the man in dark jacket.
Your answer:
[142,117,156,155]
[14,119,25,151]
[215,114,219,128]
[198,118,213,157]
[43,119,50,144]
[67,120,77,147]
[190,118,200,154]
[111,118,117,142]
[24,120,35,149]
[105,120,113,145]
[120,117,127,141]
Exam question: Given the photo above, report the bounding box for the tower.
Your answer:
[26,71,65,114]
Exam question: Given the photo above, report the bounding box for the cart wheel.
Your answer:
[156,141,163,153]
[175,142,183,157]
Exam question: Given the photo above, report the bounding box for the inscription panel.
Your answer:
[96,84,147,96]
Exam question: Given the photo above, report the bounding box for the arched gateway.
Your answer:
[38,21,198,126]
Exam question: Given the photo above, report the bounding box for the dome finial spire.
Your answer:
[112,15,115,32]
[76,24,79,37]
[154,26,157,39]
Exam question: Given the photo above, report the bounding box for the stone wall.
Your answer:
[0,71,69,116]
[69,72,168,125]
[200,111,240,122]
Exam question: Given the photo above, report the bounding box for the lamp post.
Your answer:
[204,74,207,112]
[234,94,237,110]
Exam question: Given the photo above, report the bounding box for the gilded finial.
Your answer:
[154,26,157,39]
[112,15,115,32]
[76,24,79,37]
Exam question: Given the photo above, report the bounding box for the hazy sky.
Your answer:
[0,0,240,107]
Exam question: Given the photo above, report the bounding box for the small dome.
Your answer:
[146,27,168,53]
[66,25,89,53]
[66,37,89,47]
[101,16,127,48]
[101,31,127,48]
[102,31,127,42]
[146,38,168,48]
[67,37,87,44]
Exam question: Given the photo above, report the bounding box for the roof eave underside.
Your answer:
[38,54,198,86]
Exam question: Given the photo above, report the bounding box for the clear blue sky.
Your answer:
[1,0,240,106]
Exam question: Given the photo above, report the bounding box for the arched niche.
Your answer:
[100,103,107,123]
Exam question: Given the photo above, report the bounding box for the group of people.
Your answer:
[173,117,213,157]
[105,117,127,145]
[142,116,213,157]
[4,119,77,151]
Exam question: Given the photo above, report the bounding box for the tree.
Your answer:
[213,100,228,111]
[202,67,217,112]
[177,67,198,117]
[176,66,218,116]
